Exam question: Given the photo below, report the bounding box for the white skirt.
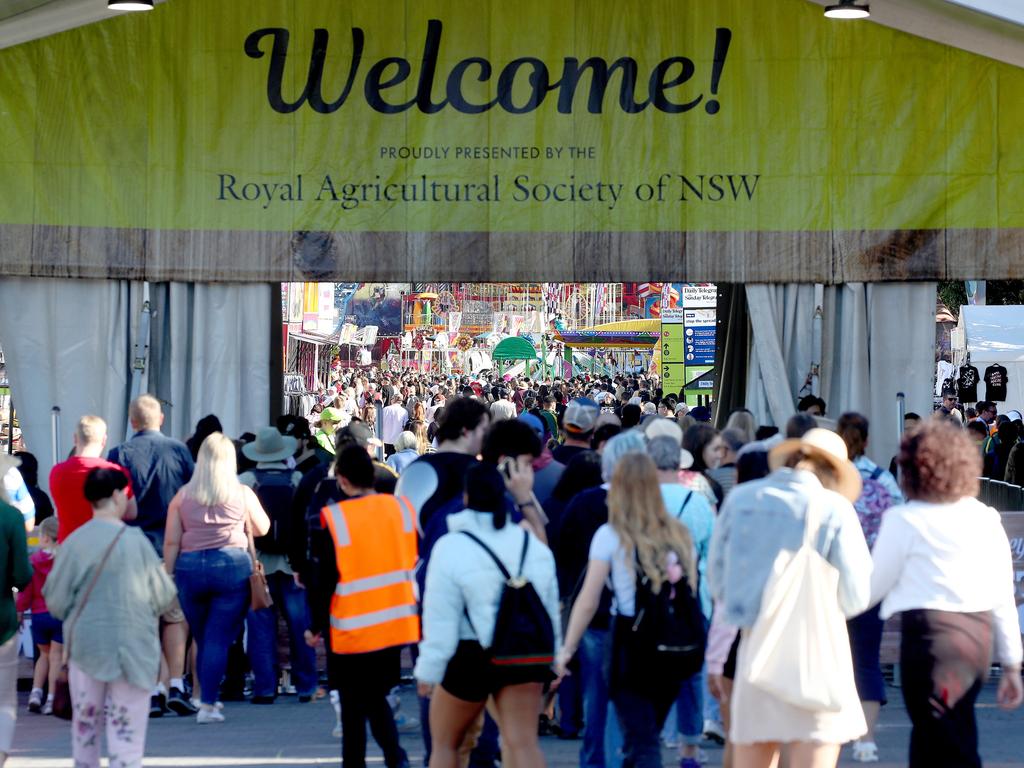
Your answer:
[729,633,867,745]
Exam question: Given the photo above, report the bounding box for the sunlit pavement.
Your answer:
[8,682,1023,767]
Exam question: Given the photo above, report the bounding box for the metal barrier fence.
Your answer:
[978,477,1024,512]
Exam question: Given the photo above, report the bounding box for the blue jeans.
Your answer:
[579,628,623,768]
[613,685,679,768]
[558,658,584,735]
[661,669,704,747]
[246,571,318,698]
[175,548,252,706]
[704,669,722,723]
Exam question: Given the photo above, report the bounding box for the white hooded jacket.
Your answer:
[414,509,561,685]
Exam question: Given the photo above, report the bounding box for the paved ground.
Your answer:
[8,681,1023,767]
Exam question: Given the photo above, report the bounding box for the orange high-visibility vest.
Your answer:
[320,494,420,655]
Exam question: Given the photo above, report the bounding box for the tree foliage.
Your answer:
[937,281,1024,320]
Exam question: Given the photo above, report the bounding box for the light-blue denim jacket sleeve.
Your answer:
[708,468,872,628]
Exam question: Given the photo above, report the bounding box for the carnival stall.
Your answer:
[491,336,540,377]
[554,319,661,377]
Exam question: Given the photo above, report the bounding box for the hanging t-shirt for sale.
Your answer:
[957,365,980,402]
[936,360,956,396]
[984,364,1009,402]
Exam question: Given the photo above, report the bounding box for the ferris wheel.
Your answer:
[436,290,459,315]
[563,288,592,326]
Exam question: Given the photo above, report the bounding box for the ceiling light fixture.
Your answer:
[108,1,154,10]
[824,1,870,19]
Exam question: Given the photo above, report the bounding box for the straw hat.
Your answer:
[768,428,862,502]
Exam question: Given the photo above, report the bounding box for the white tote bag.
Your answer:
[743,502,856,712]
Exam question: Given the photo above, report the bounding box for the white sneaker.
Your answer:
[191,699,223,711]
[702,719,726,745]
[41,699,53,716]
[851,741,879,763]
[196,707,225,724]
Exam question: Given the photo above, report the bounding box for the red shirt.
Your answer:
[49,456,134,543]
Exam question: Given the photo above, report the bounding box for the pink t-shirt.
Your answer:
[179,489,249,553]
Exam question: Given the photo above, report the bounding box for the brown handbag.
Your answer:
[54,525,128,720]
[245,515,274,611]
[51,670,72,720]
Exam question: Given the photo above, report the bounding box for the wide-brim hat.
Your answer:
[242,426,297,463]
[768,428,862,502]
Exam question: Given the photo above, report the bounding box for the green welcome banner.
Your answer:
[0,0,1022,281]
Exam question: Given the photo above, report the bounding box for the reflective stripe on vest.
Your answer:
[397,496,414,533]
[324,503,350,546]
[335,569,416,597]
[329,603,418,632]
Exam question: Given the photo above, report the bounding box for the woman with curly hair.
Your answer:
[870,420,1023,767]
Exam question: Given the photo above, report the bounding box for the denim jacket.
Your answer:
[708,468,872,628]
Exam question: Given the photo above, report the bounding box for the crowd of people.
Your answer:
[0,368,1019,768]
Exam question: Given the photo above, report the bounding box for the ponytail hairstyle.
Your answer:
[464,462,508,529]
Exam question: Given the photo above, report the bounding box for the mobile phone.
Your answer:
[499,457,514,479]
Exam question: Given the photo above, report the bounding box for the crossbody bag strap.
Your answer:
[677,490,694,519]
[63,525,128,662]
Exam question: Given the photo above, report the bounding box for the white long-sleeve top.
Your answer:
[870,497,1023,667]
[414,510,561,685]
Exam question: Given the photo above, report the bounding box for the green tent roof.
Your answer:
[492,336,539,361]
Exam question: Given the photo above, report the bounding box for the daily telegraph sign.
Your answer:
[1,0,1023,282]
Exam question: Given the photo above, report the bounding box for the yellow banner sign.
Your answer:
[0,0,1022,280]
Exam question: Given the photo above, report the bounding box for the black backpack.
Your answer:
[250,468,296,555]
[629,549,706,680]
[461,530,555,669]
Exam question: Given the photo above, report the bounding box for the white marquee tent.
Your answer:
[957,305,1024,409]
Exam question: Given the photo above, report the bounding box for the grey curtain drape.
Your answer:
[0,278,272,490]
[745,282,936,467]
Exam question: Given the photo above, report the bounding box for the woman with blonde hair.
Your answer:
[407,418,432,455]
[724,409,758,446]
[558,452,703,768]
[164,433,270,723]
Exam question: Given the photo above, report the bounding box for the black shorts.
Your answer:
[440,641,553,703]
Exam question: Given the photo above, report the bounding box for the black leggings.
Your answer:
[333,648,408,768]
[900,609,992,768]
